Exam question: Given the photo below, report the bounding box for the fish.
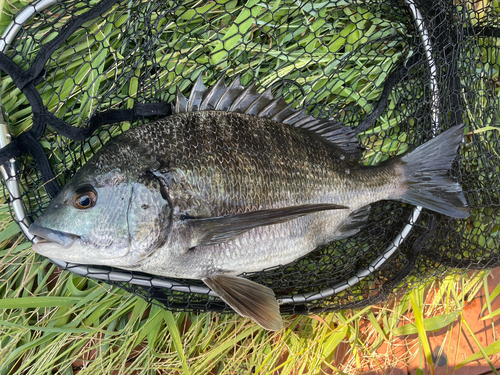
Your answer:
[29,75,469,331]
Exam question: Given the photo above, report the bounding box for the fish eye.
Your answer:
[72,185,97,210]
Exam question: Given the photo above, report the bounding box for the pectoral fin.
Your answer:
[187,203,348,246]
[203,275,283,331]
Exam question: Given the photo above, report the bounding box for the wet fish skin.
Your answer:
[86,111,397,272]
[29,76,468,330]
[33,110,397,269]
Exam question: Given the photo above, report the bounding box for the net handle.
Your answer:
[0,0,439,306]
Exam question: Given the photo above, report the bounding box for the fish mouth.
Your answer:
[29,224,80,249]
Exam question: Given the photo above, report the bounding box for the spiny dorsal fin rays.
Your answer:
[302,119,330,131]
[229,82,260,113]
[270,102,296,123]
[214,75,245,111]
[258,97,289,118]
[175,87,188,114]
[173,74,360,155]
[282,109,309,125]
[245,87,274,116]
[293,115,323,128]
[199,75,227,111]
[187,75,209,112]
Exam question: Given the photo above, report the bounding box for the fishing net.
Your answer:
[0,0,498,315]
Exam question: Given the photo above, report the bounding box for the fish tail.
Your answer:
[396,124,469,218]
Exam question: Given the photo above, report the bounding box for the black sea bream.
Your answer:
[30,75,469,330]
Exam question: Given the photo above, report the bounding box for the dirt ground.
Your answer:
[334,268,500,374]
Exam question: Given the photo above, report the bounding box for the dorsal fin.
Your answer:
[215,75,245,111]
[258,97,288,118]
[229,83,260,113]
[199,76,227,111]
[173,75,360,154]
[187,75,209,112]
[244,87,274,116]
[175,87,188,114]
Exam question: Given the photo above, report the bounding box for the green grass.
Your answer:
[0,0,499,373]
[1,222,497,374]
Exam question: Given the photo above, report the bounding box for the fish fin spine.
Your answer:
[174,75,360,155]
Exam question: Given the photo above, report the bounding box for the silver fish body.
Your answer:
[30,76,469,330]
[109,111,397,276]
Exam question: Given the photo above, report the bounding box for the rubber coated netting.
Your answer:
[0,0,499,315]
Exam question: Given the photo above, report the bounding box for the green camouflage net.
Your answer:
[0,0,499,315]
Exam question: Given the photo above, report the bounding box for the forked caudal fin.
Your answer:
[398,124,469,218]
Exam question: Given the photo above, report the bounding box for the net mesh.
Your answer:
[0,0,499,315]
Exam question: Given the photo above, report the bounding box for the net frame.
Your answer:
[0,0,496,314]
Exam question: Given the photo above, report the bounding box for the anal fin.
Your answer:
[203,275,283,331]
[336,205,371,239]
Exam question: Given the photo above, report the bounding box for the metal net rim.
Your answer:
[0,0,439,306]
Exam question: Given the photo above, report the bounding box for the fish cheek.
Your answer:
[79,186,131,255]
[127,182,172,259]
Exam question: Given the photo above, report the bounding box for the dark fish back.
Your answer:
[125,111,352,217]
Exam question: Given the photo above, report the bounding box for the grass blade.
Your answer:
[162,310,190,375]
[0,297,80,309]
[410,288,435,374]
[392,311,460,336]
[321,324,348,358]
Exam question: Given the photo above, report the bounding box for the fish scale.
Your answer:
[97,110,398,268]
[30,75,468,331]
[144,112,358,214]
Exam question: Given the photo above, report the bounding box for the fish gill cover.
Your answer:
[0,0,498,317]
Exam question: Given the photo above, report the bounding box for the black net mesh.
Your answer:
[0,0,499,315]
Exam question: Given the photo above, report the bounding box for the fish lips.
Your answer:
[29,224,131,262]
[29,224,80,249]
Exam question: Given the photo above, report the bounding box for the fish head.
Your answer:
[30,165,172,267]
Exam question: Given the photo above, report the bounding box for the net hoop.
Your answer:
[0,0,443,306]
